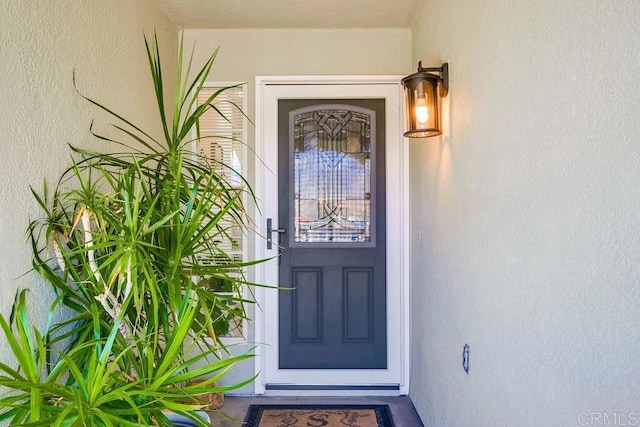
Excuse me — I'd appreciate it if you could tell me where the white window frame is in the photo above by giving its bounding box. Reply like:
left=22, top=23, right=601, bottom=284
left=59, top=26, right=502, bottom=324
left=192, top=82, right=249, bottom=345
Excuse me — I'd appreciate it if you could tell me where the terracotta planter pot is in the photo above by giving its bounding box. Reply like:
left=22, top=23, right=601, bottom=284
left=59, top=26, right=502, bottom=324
left=181, top=380, right=224, bottom=410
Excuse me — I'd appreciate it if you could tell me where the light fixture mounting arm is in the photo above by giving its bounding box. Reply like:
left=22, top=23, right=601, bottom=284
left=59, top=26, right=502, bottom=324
left=416, top=61, right=449, bottom=98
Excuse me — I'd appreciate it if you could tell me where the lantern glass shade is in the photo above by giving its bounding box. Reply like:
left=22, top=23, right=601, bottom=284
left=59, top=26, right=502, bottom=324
left=402, top=72, right=441, bottom=138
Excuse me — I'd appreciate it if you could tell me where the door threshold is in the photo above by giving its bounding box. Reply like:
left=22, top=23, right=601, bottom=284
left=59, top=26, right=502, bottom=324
left=264, top=384, right=401, bottom=397
left=264, top=390, right=403, bottom=397
left=267, top=384, right=399, bottom=391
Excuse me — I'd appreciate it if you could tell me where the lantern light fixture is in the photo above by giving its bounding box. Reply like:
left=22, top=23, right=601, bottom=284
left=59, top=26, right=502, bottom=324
left=402, top=61, right=449, bottom=138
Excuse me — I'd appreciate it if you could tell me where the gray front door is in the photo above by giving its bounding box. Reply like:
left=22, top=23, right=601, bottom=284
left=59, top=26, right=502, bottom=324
left=277, top=99, right=387, bottom=370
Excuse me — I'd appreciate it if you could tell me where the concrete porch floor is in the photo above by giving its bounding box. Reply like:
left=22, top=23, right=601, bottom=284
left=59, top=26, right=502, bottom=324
left=207, top=395, right=424, bottom=426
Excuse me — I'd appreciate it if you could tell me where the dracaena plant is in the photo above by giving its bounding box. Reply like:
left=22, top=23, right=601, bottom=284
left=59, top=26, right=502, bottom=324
left=0, top=34, right=259, bottom=426
left=0, top=290, right=253, bottom=426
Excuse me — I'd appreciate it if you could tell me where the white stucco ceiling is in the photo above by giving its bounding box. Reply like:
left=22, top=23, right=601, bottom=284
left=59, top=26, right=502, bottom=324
left=153, top=0, right=420, bottom=28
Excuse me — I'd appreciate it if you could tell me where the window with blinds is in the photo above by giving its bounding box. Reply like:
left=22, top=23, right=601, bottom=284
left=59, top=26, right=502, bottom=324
left=195, top=84, right=247, bottom=339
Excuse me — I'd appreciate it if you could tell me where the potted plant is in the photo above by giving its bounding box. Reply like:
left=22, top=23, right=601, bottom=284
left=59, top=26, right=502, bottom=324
left=0, top=34, right=258, bottom=426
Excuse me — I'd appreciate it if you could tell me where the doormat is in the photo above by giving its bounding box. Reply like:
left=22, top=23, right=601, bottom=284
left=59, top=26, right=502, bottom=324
left=243, top=404, right=395, bottom=427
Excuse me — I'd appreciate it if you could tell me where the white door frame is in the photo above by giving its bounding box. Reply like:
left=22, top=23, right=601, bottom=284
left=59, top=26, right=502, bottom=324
left=253, top=75, right=409, bottom=395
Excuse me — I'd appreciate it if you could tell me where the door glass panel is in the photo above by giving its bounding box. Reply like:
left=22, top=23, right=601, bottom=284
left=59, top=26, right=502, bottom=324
left=290, top=105, right=375, bottom=245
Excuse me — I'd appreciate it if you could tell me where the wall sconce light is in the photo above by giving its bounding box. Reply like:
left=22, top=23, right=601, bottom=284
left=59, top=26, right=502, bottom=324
left=402, top=61, right=449, bottom=138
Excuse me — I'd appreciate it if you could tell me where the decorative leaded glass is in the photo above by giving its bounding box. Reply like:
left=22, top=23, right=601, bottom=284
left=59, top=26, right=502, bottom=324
left=290, top=105, right=375, bottom=245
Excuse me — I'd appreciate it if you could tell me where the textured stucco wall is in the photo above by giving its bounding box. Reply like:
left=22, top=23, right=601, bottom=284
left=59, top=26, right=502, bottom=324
left=409, top=1, right=640, bottom=425
left=183, top=28, right=412, bottom=393
left=183, top=28, right=411, bottom=128
left=0, top=1, right=177, bottom=364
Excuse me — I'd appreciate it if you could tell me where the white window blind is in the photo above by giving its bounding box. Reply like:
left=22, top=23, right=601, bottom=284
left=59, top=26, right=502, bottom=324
left=195, top=84, right=247, bottom=339
left=197, top=85, right=245, bottom=188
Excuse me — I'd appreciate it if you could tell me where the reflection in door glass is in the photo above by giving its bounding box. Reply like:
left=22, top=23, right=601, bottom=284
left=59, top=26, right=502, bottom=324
left=292, top=106, right=373, bottom=244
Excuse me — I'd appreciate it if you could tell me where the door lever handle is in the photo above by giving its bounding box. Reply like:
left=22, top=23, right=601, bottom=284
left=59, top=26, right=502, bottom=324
left=266, top=218, right=286, bottom=249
